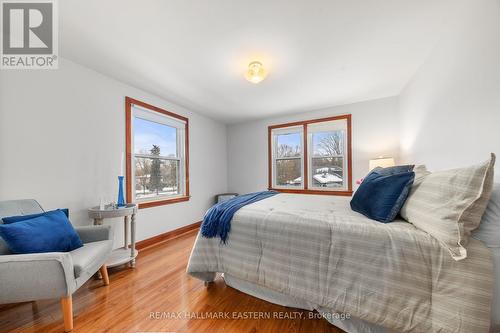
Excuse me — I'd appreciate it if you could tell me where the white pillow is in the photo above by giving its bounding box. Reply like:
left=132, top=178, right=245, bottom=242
left=413, top=164, right=430, bottom=183
left=401, top=154, right=495, bottom=260
left=472, top=183, right=500, bottom=247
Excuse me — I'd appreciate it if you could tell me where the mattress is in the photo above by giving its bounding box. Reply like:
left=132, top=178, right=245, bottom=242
left=188, top=193, right=494, bottom=333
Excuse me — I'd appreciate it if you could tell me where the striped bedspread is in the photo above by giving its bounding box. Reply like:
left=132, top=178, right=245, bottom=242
left=187, top=194, right=493, bottom=333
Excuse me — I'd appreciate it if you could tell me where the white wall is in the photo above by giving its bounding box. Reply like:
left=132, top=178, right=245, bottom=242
left=399, top=0, right=500, bottom=174
left=0, top=58, right=227, bottom=246
left=2, top=0, right=498, bottom=248
left=227, top=97, right=400, bottom=194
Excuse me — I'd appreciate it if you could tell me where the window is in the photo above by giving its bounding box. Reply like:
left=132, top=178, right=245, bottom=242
left=126, top=97, right=189, bottom=208
left=272, top=127, right=303, bottom=188
left=268, top=115, right=352, bottom=195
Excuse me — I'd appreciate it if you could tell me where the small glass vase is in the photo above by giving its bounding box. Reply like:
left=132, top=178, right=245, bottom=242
left=117, top=176, right=126, bottom=208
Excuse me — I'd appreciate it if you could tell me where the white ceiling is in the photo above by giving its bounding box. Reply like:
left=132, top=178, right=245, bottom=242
left=61, top=0, right=455, bottom=123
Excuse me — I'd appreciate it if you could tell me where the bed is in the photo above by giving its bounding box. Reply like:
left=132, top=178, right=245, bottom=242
left=187, top=193, right=498, bottom=333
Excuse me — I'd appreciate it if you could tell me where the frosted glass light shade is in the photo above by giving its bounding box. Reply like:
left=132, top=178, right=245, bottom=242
left=245, top=61, right=266, bottom=83
left=369, top=157, right=395, bottom=171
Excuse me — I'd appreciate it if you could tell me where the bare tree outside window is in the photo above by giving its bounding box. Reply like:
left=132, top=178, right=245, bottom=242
left=274, top=132, right=302, bottom=187
left=161, top=159, right=178, bottom=192
left=277, top=143, right=301, bottom=158
left=276, top=143, right=301, bottom=186
left=316, top=132, right=343, bottom=156
left=135, top=150, right=151, bottom=195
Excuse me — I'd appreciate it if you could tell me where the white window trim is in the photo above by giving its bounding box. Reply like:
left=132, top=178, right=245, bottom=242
left=271, top=126, right=304, bottom=190
left=307, top=129, right=348, bottom=191
left=131, top=105, right=186, bottom=203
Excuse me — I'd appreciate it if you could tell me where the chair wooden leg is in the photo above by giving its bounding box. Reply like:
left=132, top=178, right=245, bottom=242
left=100, top=264, right=110, bottom=286
left=60, top=295, right=73, bottom=332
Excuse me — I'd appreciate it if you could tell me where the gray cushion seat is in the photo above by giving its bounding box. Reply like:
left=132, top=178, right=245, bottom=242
left=71, top=240, right=113, bottom=278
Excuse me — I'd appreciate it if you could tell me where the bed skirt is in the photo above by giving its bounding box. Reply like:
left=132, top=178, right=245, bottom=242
left=223, top=273, right=391, bottom=333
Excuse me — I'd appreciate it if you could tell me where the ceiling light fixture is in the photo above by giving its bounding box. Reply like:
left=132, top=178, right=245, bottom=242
left=245, top=61, right=266, bottom=84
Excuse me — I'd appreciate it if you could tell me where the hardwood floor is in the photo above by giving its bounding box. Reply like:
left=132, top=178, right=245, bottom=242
left=0, top=230, right=344, bottom=333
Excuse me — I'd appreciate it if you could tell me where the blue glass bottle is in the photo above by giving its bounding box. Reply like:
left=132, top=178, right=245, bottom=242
left=117, top=176, right=126, bottom=207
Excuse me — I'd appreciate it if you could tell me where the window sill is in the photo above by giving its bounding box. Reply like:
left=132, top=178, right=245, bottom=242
left=269, top=188, right=353, bottom=196
left=137, top=196, right=190, bottom=209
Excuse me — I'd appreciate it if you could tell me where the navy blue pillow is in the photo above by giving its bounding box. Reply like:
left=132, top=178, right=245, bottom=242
left=0, top=210, right=83, bottom=254
left=350, top=170, right=415, bottom=223
left=2, top=208, right=69, bottom=224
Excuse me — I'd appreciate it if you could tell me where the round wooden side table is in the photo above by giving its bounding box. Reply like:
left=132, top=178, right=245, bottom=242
left=88, top=204, right=138, bottom=268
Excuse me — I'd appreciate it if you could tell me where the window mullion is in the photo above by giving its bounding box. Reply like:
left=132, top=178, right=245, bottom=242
left=303, top=124, right=308, bottom=190
left=274, top=156, right=301, bottom=161
left=134, top=154, right=180, bottom=161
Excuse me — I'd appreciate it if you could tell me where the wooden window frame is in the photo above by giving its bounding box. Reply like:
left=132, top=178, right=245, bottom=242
left=125, top=97, right=190, bottom=209
left=268, top=114, right=352, bottom=196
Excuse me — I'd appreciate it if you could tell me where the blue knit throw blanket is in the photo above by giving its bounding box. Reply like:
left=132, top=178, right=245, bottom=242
left=201, top=191, right=278, bottom=243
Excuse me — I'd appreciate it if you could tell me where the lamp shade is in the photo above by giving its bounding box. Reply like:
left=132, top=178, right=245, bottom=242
left=369, top=157, right=395, bottom=171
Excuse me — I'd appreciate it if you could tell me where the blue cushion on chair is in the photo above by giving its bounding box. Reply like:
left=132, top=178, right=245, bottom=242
left=0, top=210, right=82, bottom=253
left=350, top=169, right=415, bottom=223
left=2, top=208, right=69, bottom=224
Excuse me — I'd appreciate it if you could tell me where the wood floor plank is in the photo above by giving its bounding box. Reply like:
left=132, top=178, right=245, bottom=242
left=0, top=230, right=344, bottom=333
